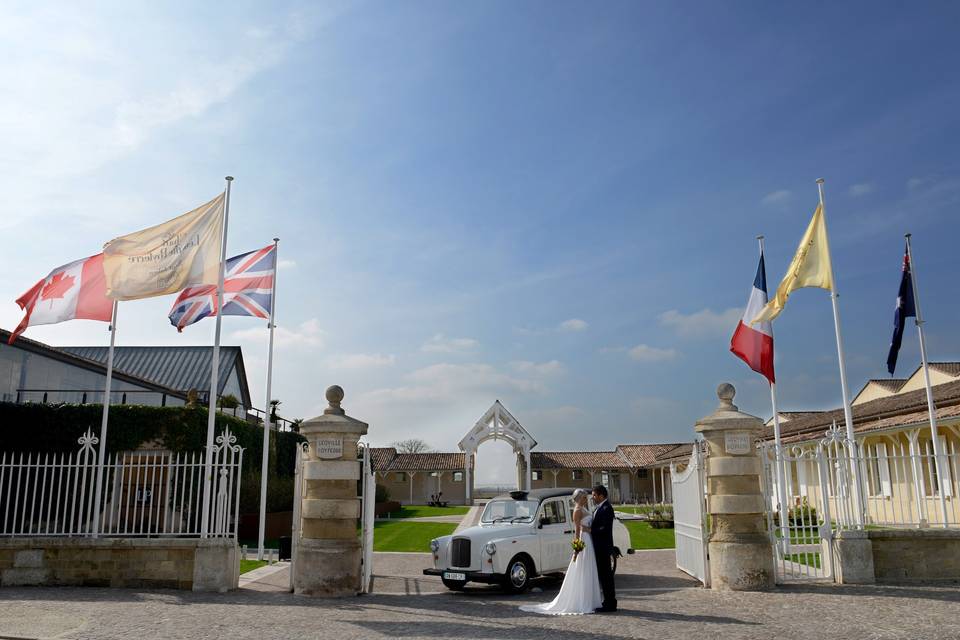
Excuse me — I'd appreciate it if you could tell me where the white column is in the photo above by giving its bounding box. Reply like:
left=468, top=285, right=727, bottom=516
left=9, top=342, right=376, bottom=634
left=551, top=469, right=559, bottom=488
left=409, top=471, right=416, bottom=505
left=652, top=468, right=659, bottom=504
left=524, top=449, right=532, bottom=490
left=907, top=431, right=928, bottom=524
left=464, top=450, right=472, bottom=505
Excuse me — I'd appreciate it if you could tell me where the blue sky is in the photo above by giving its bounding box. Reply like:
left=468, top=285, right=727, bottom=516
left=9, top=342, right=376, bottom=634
left=3, top=2, right=960, bottom=482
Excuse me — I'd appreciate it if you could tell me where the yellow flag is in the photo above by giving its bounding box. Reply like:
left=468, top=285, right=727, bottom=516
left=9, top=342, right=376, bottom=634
left=103, top=193, right=225, bottom=300
left=752, top=203, right=834, bottom=323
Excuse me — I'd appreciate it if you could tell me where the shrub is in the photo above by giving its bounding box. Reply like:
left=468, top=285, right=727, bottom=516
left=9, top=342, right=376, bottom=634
left=375, top=484, right=390, bottom=503
left=0, top=402, right=304, bottom=478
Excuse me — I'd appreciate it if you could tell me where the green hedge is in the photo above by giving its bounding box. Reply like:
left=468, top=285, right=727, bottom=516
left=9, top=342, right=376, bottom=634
left=0, top=402, right=305, bottom=485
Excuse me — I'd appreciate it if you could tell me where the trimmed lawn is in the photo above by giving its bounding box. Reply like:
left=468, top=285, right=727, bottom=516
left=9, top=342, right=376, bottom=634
left=614, top=505, right=658, bottom=515
left=385, top=505, right=470, bottom=519
left=373, top=521, right=457, bottom=552
left=623, top=521, right=675, bottom=550
left=238, top=538, right=280, bottom=550
left=240, top=559, right=268, bottom=574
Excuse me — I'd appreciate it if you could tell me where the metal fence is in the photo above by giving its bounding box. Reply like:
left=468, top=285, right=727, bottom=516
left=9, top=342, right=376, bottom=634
left=0, top=427, right=244, bottom=538
left=761, top=423, right=960, bottom=583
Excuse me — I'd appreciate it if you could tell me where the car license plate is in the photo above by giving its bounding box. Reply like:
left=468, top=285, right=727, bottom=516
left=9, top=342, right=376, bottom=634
left=443, top=572, right=466, bottom=581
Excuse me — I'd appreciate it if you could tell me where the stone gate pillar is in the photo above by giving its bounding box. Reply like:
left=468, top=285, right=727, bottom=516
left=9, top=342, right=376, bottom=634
left=293, top=385, right=368, bottom=597
left=696, top=383, right=774, bottom=591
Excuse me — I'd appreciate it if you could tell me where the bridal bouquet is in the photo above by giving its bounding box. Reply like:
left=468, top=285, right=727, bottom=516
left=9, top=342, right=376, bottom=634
left=571, top=538, right=585, bottom=561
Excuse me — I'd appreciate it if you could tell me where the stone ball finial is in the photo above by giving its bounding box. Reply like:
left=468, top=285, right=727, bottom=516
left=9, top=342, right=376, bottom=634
left=324, top=385, right=345, bottom=415
left=717, top=383, right=737, bottom=410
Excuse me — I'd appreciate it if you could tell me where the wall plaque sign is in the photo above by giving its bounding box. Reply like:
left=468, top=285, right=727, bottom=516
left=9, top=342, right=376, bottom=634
left=723, top=431, right=751, bottom=455
left=316, top=438, right=344, bottom=459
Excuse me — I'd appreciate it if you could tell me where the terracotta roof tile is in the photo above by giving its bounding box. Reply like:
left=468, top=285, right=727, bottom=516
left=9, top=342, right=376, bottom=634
left=387, top=452, right=469, bottom=472
left=864, top=378, right=907, bottom=393
left=530, top=451, right=631, bottom=470
left=369, top=447, right=396, bottom=472
left=774, top=377, right=960, bottom=444
left=615, top=443, right=688, bottom=467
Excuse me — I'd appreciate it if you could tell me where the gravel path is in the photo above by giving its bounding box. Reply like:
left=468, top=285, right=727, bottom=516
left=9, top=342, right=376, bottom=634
left=1, top=550, right=958, bottom=639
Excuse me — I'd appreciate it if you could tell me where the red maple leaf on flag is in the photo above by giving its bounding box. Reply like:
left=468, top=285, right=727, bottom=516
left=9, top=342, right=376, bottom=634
left=41, top=272, right=75, bottom=302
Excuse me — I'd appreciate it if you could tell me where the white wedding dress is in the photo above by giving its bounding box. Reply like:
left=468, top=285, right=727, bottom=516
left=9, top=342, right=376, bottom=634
left=519, top=513, right=603, bottom=615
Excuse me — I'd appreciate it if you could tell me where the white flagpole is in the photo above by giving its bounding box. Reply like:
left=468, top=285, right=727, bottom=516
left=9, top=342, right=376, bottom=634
left=817, top=178, right=865, bottom=527
left=257, top=237, right=280, bottom=560
left=758, top=235, right=790, bottom=542
left=201, top=176, right=233, bottom=538
left=905, top=233, right=950, bottom=527
left=90, top=300, right=118, bottom=537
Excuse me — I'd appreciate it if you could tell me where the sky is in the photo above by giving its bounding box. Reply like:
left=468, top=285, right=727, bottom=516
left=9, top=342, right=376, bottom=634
left=2, top=1, right=960, bottom=483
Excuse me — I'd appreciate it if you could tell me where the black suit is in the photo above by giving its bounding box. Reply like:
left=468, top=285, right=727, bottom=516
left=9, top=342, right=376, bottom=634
left=590, top=500, right=617, bottom=610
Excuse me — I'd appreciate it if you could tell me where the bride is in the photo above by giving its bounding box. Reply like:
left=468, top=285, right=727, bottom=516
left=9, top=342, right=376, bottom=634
left=519, top=488, right=602, bottom=615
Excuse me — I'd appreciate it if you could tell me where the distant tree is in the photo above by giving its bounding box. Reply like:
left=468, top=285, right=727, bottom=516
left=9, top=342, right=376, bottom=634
left=218, top=394, right=240, bottom=409
left=392, top=438, right=432, bottom=454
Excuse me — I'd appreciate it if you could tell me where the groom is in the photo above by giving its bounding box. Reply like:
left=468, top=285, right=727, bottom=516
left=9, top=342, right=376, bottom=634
left=590, top=485, right=617, bottom=613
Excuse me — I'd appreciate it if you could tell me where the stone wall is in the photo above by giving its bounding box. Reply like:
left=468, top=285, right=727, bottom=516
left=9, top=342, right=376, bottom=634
left=0, top=538, right=238, bottom=592
left=869, top=528, right=960, bottom=583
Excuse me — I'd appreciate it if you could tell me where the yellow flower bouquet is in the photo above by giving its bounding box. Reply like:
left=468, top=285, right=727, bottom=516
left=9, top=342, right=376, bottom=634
left=571, top=538, right=585, bottom=561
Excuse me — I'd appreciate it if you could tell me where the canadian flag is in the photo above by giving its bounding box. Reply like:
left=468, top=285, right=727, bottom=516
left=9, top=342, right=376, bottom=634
left=9, top=254, right=113, bottom=344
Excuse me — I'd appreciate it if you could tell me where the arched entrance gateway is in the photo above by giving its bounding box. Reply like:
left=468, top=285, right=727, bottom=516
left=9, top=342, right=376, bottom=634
left=459, top=400, right=537, bottom=504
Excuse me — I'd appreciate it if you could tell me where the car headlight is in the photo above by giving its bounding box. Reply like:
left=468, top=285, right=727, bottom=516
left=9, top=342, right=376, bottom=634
left=430, top=539, right=440, bottom=553
left=484, top=541, right=497, bottom=555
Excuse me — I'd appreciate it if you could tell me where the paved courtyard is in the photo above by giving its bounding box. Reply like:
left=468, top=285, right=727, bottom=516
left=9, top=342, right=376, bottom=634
left=1, top=550, right=958, bottom=640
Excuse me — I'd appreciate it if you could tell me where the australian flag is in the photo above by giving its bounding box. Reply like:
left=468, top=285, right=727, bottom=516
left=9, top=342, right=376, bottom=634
left=886, top=243, right=916, bottom=375
left=168, top=244, right=276, bottom=332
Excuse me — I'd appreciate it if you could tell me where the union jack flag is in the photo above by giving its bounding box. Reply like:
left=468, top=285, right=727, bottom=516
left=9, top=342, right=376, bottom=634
left=168, top=244, right=276, bottom=332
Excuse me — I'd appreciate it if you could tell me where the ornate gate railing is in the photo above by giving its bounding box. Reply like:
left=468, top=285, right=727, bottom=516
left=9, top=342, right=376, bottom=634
left=760, top=440, right=834, bottom=583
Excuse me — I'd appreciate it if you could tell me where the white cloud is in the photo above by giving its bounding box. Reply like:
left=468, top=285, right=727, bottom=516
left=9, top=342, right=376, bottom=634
left=360, top=362, right=548, bottom=406
left=0, top=6, right=311, bottom=231
left=232, top=318, right=324, bottom=349
left=847, top=183, right=874, bottom=197
left=421, top=333, right=479, bottom=354
left=278, top=259, right=297, bottom=270
left=659, top=308, right=742, bottom=338
left=510, top=360, right=566, bottom=376
left=761, top=190, right=792, bottom=206
left=628, top=344, right=678, bottom=362
left=558, top=318, right=588, bottom=332
left=327, top=353, right=396, bottom=370
left=907, top=176, right=930, bottom=190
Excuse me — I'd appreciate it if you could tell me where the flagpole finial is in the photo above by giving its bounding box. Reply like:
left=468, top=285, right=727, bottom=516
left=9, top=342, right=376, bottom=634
left=273, top=237, right=280, bottom=243
left=756, top=234, right=764, bottom=240
left=815, top=178, right=825, bottom=184
left=905, top=233, right=912, bottom=239
left=225, top=176, right=234, bottom=182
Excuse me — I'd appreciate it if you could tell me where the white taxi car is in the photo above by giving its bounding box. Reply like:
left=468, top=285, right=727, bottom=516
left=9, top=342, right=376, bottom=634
left=423, top=488, right=634, bottom=593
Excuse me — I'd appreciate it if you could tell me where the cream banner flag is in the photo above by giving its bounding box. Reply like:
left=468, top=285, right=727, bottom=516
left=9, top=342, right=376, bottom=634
left=103, top=193, right=225, bottom=300
left=752, top=203, right=834, bottom=324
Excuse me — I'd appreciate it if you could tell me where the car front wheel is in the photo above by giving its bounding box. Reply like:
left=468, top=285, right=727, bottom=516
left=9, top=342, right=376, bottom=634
left=502, top=556, right=533, bottom=594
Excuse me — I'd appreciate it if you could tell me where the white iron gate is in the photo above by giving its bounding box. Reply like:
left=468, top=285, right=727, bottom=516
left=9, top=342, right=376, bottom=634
left=760, top=443, right=834, bottom=583
left=289, top=441, right=308, bottom=591
left=359, top=442, right=375, bottom=593
left=671, top=444, right=710, bottom=586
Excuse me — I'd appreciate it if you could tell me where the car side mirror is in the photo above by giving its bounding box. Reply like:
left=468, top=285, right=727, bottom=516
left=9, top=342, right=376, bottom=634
left=539, top=516, right=550, bottom=528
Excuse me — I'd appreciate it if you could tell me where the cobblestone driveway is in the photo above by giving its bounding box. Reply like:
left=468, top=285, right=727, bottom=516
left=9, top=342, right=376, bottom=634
left=1, top=550, right=958, bottom=640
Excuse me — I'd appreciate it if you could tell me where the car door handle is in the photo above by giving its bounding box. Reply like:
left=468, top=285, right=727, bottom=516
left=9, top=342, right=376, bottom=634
left=563, top=530, right=573, bottom=534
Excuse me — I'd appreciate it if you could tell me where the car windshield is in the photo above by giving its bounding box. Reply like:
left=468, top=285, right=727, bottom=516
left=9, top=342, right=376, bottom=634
left=480, top=499, right=538, bottom=523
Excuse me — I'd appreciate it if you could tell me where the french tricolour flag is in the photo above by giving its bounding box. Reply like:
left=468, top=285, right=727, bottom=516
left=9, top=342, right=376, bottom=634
left=730, top=252, right=775, bottom=384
